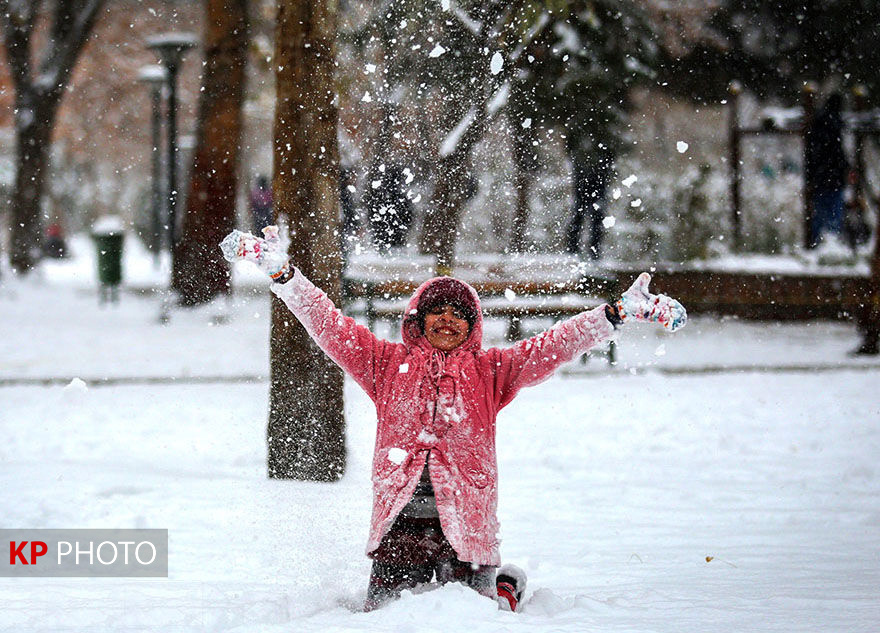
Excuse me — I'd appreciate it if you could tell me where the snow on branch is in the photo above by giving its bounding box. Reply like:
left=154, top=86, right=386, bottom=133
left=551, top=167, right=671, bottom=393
left=440, top=107, right=476, bottom=158
left=487, top=82, right=509, bottom=116
left=552, top=21, right=581, bottom=55
left=509, top=11, right=549, bottom=63
left=447, top=1, right=482, bottom=36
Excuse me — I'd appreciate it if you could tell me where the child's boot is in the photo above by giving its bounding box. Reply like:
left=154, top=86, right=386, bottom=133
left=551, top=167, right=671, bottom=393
left=496, top=564, right=527, bottom=612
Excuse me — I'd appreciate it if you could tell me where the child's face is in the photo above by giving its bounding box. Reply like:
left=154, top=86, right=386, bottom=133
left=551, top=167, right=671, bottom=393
left=423, top=303, right=470, bottom=351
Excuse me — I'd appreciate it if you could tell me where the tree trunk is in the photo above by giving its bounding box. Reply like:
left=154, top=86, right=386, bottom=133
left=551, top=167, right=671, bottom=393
left=172, top=0, right=248, bottom=305
left=2, top=0, right=105, bottom=273
left=416, top=7, right=514, bottom=273
left=268, top=0, right=345, bottom=481
left=418, top=106, right=489, bottom=275
left=509, top=116, right=535, bottom=253
left=9, top=101, right=55, bottom=272
left=418, top=152, right=468, bottom=275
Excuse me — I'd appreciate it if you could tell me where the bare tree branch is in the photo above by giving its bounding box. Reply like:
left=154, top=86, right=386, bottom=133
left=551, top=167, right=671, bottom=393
left=37, top=0, right=104, bottom=99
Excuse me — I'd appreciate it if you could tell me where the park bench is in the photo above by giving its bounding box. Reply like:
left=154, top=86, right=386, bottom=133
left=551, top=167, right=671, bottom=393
left=341, top=273, right=620, bottom=364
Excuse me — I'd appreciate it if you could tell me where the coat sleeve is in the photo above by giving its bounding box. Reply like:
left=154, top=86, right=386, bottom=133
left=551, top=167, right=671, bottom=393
left=487, top=305, right=615, bottom=410
left=270, top=269, right=398, bottom=400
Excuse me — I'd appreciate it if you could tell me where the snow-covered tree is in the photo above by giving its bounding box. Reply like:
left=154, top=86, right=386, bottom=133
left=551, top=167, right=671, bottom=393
left=172, top=0, right=249, bottom=306
left=509, top=1, right=658, bottom=253
left=0, top=0, right=105, bottom=272
left=339, top=0, right=660, bottom=266
left=341, top=0, right=518, bottom=270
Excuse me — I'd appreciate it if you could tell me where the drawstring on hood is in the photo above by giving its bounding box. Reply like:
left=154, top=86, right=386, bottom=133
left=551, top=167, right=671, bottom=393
left=428, top=348, right=446, bottom=381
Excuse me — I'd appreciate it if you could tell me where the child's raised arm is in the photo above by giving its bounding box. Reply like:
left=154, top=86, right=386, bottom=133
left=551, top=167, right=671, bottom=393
left=221, top=227, right=399, bottom=399
left=488, top=273, right=686, bottom=409
left=487, top=305, right=614, bottom=409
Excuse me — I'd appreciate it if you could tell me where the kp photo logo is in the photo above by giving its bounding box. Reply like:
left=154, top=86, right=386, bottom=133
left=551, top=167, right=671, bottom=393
left=3, top=529, right=168, bottom=577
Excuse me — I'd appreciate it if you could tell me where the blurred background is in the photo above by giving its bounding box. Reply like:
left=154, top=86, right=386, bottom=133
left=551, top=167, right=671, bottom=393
left=1, top=0, right=878, bottom=273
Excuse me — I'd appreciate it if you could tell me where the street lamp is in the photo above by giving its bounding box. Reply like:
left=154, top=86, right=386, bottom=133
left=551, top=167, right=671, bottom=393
left=137, top=64, right=167, bottom=267
left=145, top=32, right=198, bottom=252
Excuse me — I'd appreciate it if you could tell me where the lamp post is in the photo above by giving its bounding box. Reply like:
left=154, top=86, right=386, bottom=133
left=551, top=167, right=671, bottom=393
left=145, top=32, right=197, bottom=254
left=138, top=64, right=167, bottom=267
left=727, top=80, right=742, bottom=252
left=801, top=81, right=818, bottom=250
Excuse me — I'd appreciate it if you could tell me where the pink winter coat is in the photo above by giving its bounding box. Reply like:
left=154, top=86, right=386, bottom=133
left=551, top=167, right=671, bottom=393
left=271, top=272, right=615, bottom=566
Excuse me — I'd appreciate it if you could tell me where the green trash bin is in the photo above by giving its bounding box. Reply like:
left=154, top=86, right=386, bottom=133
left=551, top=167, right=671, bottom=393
left=92, top=225, right=125, bottom=304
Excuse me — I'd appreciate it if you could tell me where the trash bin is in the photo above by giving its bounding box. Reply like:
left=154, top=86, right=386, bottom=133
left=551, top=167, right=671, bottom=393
left=91, top=216, right=125, bottom=304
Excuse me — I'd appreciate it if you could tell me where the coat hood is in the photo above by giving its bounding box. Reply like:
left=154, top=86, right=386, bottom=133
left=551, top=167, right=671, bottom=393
left=401, top=277, right=483, bottom=352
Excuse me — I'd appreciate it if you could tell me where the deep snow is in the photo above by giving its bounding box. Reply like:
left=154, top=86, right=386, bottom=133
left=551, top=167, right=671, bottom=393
left=1, top=248, right=879, bottom=632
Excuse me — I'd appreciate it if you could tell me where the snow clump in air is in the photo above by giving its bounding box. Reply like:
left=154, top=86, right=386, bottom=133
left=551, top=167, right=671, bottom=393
left=490, top=52, right=504, bottom=75
left=399, top=363, right=409, bottom=374
left=622, top=175, right=637, bottom=188
left=602, top=216, right=616, bottom=229
left=676, top=141, right=689, bottom=153
left=387, top=448, right=407, bottom=465
left=429, top=44, right=446, bottom=58
left=504, top=288, right=517, bottom=301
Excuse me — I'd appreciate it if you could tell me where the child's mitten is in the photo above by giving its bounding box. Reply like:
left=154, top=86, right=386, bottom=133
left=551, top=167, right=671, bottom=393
left=611, top=272, right=687, bottom=331
left=219, top=225, right=293, bottom=282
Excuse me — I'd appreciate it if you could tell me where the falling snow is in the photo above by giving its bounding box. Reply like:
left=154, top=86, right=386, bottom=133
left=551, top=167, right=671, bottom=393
left=2, top=3, right=878, bottom=630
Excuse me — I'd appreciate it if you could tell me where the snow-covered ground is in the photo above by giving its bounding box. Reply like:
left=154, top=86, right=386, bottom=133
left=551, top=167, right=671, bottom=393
left=1, top=248, right=879, bottom=632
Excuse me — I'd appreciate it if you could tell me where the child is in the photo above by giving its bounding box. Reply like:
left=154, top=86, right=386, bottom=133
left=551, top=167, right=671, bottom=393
left=221, top=226, right=686, bottom=611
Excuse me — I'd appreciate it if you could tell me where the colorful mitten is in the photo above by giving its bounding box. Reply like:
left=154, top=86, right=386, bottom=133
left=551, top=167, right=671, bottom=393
left=613, top=272, right=687, bottom=332
left=219, top=225, right=293, bottom=282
